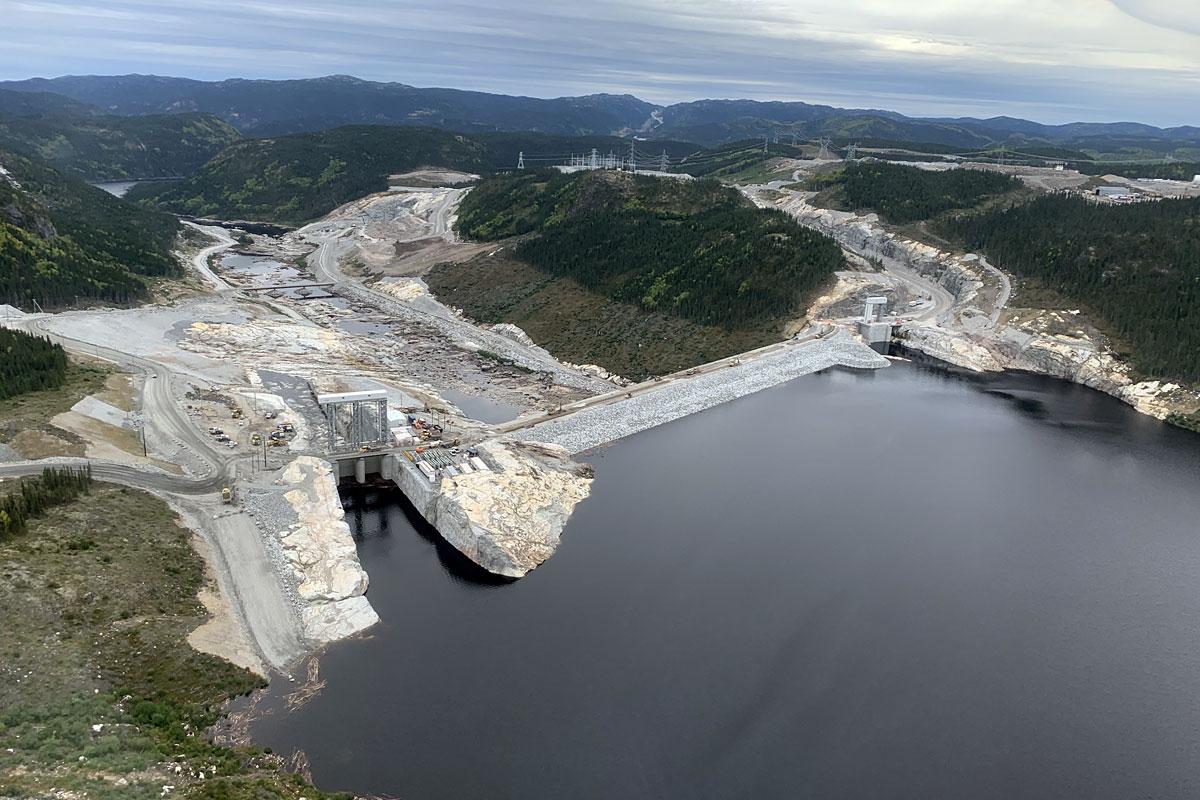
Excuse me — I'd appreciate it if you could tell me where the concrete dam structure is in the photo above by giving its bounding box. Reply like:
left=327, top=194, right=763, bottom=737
left=329, top=330, right=889, bottom=578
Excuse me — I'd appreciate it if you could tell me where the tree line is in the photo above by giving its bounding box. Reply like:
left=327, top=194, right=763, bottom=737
left=941, top=193, right=1200, bottom=382
left=0, top=465, right=93, bottom=539
left=0, top=327, right=67, bottom=400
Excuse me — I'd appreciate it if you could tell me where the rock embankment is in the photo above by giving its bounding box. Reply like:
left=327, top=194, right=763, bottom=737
left=392, top=439, right=593, bottom=578
left=901, top=313, right=1200, bottom=420
left=518, top=330, right=889, bottom=454
left=276, top=456, right=379, bottom=643
left=764, top=192, right=1200, bottom=424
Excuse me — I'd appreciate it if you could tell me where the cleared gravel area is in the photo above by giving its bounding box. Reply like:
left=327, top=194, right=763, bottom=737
left=517, top=331, right=889, bottom=454
left=242, top=482, right=307, bottom=619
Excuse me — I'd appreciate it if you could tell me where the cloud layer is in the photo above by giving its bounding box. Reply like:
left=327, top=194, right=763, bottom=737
left=5, top=0, right=1198, bottom=125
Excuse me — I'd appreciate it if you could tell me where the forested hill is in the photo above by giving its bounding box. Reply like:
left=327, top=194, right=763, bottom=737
left=812, top=161, right=1024, bottom=224
left=942, top=194, right=1200, bottom=383
left=0, top=89, right=239, bottom=180
left=0, top=149, right=180, bottom=309
left=457, top=169, right=844, bottom=329
left=0, top=111, right=239, bottom=180
left=127, top=126, right=697, bottom=224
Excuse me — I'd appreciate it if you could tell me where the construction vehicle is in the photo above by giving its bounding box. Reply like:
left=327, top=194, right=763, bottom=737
left=251, top=433, right=263, bottom=446
left=222, top=486, right=232, bottom=504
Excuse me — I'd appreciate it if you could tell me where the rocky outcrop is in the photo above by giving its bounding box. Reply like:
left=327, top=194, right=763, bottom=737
left=771, top=196, right=990, bottom=324
left=488, top=323, right=629, bottom=386
left=391, top=439, right=593, bottom=578
left=900, top=315, right=1200, bottom=421
left=276, top=456, right=379, bottom=643
left=487, top=322, right=537, bottom=348
left=762, top=191, right=1200, bottom=425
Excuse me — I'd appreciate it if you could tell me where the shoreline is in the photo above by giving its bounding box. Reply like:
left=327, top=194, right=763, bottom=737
left=754, top=190, right=1200, bottom=429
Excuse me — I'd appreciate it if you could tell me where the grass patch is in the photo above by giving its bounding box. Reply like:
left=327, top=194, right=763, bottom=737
left=0, top=359, right=113, bottom=454
left=0, top=482, right=346, bottom=799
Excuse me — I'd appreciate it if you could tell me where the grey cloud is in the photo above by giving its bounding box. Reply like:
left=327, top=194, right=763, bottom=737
left=2, top=0, right=1197, bottom=126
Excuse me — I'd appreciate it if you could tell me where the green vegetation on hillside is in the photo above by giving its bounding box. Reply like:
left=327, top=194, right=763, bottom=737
left=0, top=329, right=67, bottom=401
left=0, top=481, right=347, bottom=799
left=0, top=112, right=239, bottom=180
left=818, top=161, right=1023, bottom=223
left=127, top=126, right=698, bottom=224
left=941, top=194, right=1200, bottom=382
left=0, top=149, right=180, bottom=309
left=428, top=253, right=785, bottom=379
left=130, top=125, right=489, bottom=223
left=458, top=169, right=843, bottom=330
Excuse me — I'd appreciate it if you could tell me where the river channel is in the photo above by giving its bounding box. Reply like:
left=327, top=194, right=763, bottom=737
left=248, top=360, right=1200, bottom=799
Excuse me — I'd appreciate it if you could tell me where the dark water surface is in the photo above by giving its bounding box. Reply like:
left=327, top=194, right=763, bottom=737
left=440, top=387, right=523, bottom=424
left=249, top=362, right=1200, bottom=799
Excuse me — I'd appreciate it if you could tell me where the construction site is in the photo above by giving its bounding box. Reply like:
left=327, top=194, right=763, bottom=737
left=0, top=165, right=894, bottom=676
left=3, top=152, right=1195, bottom=680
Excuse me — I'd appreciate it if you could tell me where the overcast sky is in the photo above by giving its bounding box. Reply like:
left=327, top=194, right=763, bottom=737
left=4, top=0, right=1198, bottom=126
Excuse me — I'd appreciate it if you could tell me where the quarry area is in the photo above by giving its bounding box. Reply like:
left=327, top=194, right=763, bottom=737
left=4, top=159, right=1194, bottom=681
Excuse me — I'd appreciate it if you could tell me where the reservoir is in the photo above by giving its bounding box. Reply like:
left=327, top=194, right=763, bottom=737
left=248, top=361, right=1200, bottom=799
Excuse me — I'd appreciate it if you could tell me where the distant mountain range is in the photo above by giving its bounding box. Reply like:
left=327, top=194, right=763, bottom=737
left=3, top=74, right=1198, bottom=154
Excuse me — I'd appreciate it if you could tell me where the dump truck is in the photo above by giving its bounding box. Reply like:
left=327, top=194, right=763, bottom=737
left=222, top=486, right=232, bottom=504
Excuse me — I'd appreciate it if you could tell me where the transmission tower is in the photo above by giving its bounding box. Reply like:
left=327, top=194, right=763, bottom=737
left=590, top=148, right=599, bottom=169
left=517, top=151, right=524, bottom=170
left=791, top=133, right=798, bottom=146
left=773, top=131, right=779, bottom=144
left=845, top=143, right=858, bottom=161
left=817, top=137, right=833, bottom=160
left=763, top=135, right=769, bottom=154
left=660, top=149, right=668, bottom=172
left=629, top=140, right=636, bottom=172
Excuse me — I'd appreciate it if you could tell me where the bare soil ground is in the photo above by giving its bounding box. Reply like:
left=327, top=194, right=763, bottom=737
left=389, top=168, right=479, bottom=187
left=0, top=359, right=112, bottom=459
